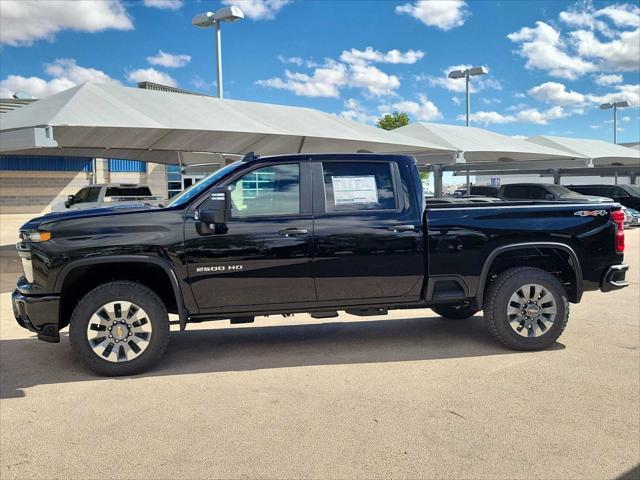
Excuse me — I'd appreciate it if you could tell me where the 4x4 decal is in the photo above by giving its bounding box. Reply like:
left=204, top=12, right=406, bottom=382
left=574, top=210, right=608, bottom=217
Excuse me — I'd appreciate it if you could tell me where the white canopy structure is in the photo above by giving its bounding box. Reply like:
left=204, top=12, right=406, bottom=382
left=0, top=82, right=454, bottom=165
left=395, top=123, right=586, bottom=163
left=527, top=135, right=640, bottom=166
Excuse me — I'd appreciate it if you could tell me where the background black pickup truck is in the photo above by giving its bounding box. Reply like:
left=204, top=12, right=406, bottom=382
left=13, top=154, right=629, bottom=375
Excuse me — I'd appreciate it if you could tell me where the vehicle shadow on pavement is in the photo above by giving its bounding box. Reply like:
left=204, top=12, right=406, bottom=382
left=0, top=315, right=565, bottom=399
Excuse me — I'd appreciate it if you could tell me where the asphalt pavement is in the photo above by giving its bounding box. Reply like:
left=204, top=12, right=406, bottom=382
left=1, top=231, right=639, bottom=479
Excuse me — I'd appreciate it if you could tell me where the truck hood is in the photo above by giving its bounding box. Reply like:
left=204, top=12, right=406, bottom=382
left=20, top=203, right=157, bottom=231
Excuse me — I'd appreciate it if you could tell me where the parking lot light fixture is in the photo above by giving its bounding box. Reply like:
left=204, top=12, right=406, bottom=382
left=600, top=100, right=630, bottom=144
left=192, top=6, right=244, bottom=99
left=448, top=66, right=487, bottom=127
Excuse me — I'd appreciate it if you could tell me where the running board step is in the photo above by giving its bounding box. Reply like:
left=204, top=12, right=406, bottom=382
left=345, top=308, right=388, bottom=317
left=230, top=316, right=254, bottom=324
left=311, top=311, right=339, bottom=319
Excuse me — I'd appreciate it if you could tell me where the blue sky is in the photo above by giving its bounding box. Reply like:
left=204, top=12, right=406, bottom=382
left=1, top=0, right=638, bottom=143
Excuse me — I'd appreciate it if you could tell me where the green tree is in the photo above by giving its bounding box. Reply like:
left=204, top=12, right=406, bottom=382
left=376, top=111, right=410, bottom=131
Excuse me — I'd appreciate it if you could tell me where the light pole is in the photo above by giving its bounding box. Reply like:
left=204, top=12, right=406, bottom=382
left=448, top=66, right=487, bottom=127
left=448, top=66, right=487, bottom=196
left=600, top=100, right=630, bottom=144
left=192, top=6, right=244, bottom=98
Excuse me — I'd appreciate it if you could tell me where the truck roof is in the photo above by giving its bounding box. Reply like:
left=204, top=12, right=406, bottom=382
left=240, top=152, right=415, bottom=164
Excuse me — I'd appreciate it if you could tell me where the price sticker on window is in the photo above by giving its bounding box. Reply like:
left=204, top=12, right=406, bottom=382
left=331, top=175, right=378, bottom=205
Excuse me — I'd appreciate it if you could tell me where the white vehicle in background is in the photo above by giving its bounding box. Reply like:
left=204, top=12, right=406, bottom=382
left=53, top=184, right=163, bottom=212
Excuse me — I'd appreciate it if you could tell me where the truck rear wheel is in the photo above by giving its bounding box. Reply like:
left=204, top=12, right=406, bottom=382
left=431, top=303, right=478, bottom=320
left=69, top=281, right=170, bottom=376
left=484, top=267, right=569, bottom=350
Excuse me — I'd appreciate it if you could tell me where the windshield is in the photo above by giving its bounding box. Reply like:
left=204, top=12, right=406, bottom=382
left=165, top=162, right=244, bottom=207
left=623, top=185, right=640, bottom=195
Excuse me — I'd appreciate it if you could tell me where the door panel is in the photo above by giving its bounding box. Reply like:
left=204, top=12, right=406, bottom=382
left=184, top=162, right=316, bottom=311
left=312, top=160, right=424, bottom=302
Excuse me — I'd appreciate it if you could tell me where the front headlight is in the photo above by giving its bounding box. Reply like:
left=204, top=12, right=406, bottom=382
left=20, top=230, right=52, bottom=242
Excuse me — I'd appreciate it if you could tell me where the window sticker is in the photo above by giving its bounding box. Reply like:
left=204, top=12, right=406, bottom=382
left=331, top=175, right=378, bottom=205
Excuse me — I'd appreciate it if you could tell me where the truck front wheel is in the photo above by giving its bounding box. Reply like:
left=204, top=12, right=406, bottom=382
left=484, top=267, right=569, bottom=350
left=69, top=281, right=170, bottom=376
left=431, top=303, right=478, bottom=320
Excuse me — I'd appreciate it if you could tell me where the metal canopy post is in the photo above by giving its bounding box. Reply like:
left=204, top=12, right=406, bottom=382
left=432, top=164, right=443, bottom=197
left=552, top=169, right=561, bottom=185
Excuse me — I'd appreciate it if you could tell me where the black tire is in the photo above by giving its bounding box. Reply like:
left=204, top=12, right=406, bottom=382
left=69, top=281, right=170, bottom=376
left=431, top=303, right=479, bottom=320
left=484, top=267, right=569, bottom=351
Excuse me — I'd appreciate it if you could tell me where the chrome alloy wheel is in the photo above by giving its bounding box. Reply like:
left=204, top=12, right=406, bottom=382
left=507, top=283, right=557, bottom=338
left=86, top=301, right=153, bottom=363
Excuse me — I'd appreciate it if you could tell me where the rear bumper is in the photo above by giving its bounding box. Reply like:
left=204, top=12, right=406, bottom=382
left=600, top=264, right=629, bottom=292
left=12, top=289, right=61, bottom=342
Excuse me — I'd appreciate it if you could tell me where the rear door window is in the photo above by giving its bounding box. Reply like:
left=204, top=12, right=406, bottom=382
left=322, top=162, right=397, bottom=212
left=105, top=186, right=152, bottom=197
left=502, top=185, right=530, bottom=199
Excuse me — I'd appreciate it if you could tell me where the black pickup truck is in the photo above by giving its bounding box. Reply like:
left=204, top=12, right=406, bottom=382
left=13, top=154, right=629, bottom=375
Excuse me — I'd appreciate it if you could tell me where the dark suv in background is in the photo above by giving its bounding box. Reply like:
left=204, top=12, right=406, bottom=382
left=453, top=186, right=500, bottom=197
left=567, top=185, right=640, bottom=209
left=499, top=183, right=612, bottom=203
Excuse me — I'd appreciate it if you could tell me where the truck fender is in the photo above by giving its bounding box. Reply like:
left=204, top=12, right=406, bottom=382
left=55, top=255, right=189, bottom=329
left=475, top=242, right=583, bottom=307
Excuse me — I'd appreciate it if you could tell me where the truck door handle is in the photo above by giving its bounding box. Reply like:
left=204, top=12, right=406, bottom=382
left=278, top=228, right=308, bottom=237
left=387, top=224, right=417, bottom=232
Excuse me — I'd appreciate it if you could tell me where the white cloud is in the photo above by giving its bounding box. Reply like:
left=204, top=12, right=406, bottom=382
left=380, top=94, right=442, bottom=121
left=257, top=54, right=405, bottom=98
left=463, top=106, right=568, bottom=126
left=126, top=68, right=177, bottom=87
left=395, top=0, right=469, bottom=31
left=221, top=0, right=292, bottom=20
left=622, top=116, right=631, bottom=122
left=277, top=55, right=304, bottom=66
left=593, top=73, right=624, bottom=86
left=587, top=83, right=640, bottom=106
left=509, top=3, right=640, bottom=79
left=570, top=28, right=640, bottom=71
left=190, top=75, right=216, bottom=92
left=340, top=47, right=424, bottom=65
left=143, top=0, right=183, bottom=9
left=340, top=98, right=378, bottom=124
left=507, top=22, right=598, bottom=79
left=590, top=124, right=602, bottom=129
left=147, top=50, right=191, bottom=68
left=349, top=64, right=400, bottom=96
left=257, top=62, right=347, bottom=98
left=452, top=96, right=461, bottom=106
left=528, top=82, right=585, bottom=105
left=0, top=58, right=120, bottom=98
left=419, top=64, right=501, bottom=93
left=0, top=0, right=132, bottom=46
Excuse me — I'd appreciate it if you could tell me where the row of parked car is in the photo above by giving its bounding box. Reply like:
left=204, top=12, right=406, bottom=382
left=430, top=183, right=640, bottom=227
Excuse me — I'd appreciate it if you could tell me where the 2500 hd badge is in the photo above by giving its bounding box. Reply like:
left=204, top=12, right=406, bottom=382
left=196, top=265, right=244, bottom=273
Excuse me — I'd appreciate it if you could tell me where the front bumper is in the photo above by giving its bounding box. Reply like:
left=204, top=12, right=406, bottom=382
left=12, top=289, right=61, bottom=342
left=600, top=264, right=629, bottom=292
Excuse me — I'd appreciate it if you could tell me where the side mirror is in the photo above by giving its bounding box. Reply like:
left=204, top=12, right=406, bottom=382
left=64, top=195, right=75, bottom=208
left=544, top=193, right=554, bottom=201
left=199, top=187, right=230, bottom=225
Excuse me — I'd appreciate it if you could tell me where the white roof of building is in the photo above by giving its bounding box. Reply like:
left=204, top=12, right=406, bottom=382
left=395, top=122, right=585, bottom=163
left=527, top=135, right=640, bottom=166
left=0, top=82, right=454, bottom=165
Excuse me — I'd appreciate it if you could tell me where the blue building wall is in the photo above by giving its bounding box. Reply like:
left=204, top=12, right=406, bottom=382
left=0, top=155, right=92, bottom=172
left=108, top=158, right=147, bottom=173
